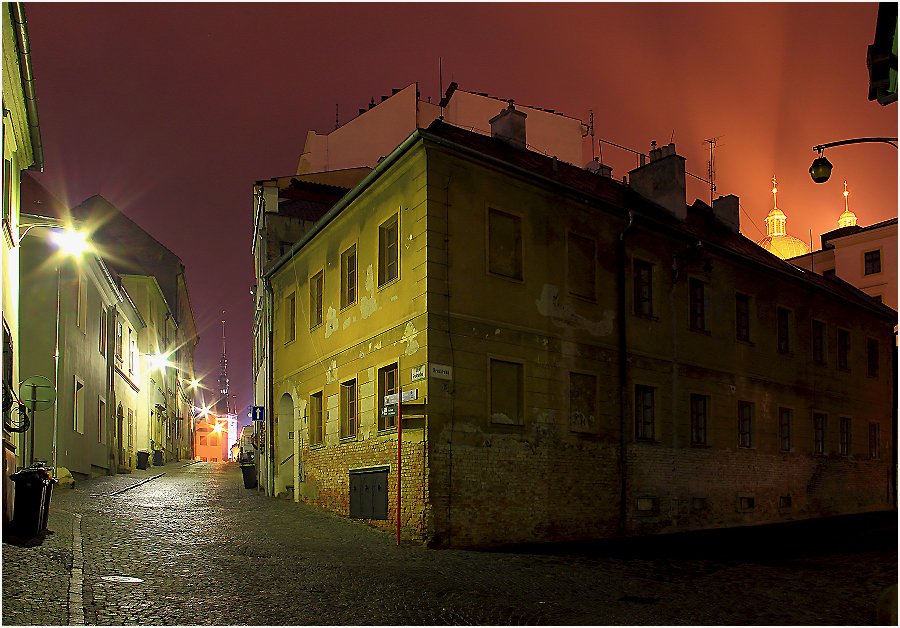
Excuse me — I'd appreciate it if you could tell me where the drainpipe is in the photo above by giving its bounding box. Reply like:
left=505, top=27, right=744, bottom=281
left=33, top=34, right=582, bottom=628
left=616, top=211, right=634, bottom=536
left=265, top=276, right=274, bottom=497
left=10, top=3, right=43, bottom=172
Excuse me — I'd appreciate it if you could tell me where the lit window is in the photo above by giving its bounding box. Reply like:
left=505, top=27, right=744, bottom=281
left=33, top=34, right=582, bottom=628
left=341, top=245, right=357, bottom=309
left=735, top=293, right=751, bottom=342
left=635, top=385, right=655, bottom=440
left=488, top=208, right=522, bottom=280
left=310, top=271, right=323, bottom=328
left=379, top=215, right=399, bottom=286
left=690, top=394, right=709, bottom=446
left=567, top=233, right=596, bottom=299
left=689, top=278, right=706, bottom=331
left=864, top=250, right=881, bottom=275
left=634, top=260, right=654, bottom=317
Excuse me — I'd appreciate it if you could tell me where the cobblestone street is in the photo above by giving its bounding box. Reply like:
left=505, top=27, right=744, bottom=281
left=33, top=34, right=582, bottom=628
left=3, top=460, right=896, bottom=625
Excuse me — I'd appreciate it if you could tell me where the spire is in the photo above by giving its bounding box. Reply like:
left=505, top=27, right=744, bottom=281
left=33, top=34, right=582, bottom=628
left=838, top=180, right=858, bottom=228
left=764, top=175, right=787, bottom=236
left=772, top=175, right=779, bottom=211
left=216, top=311, right=230, bottom=416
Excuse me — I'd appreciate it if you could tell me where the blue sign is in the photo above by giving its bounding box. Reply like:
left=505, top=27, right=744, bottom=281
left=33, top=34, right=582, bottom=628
left=251, top=406, right=265, bottom=422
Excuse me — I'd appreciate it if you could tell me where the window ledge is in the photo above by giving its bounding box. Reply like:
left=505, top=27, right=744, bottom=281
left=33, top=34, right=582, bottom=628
left=486, top=271, right=525, bottom=284
left=377, top=278, right=400, bottom=291
left=633, top=313, right=659, bottom=321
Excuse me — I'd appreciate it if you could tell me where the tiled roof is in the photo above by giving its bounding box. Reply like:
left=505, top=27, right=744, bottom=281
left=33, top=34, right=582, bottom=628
left=276, top=179, right=349, bottom=222
left=419, top=120, right=896, bottom=319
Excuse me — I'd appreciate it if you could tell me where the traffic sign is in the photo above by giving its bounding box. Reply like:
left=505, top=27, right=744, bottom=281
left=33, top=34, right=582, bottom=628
left=251, top=406, right=265, bottom=422
left=19, top=375, right=55, bottom=411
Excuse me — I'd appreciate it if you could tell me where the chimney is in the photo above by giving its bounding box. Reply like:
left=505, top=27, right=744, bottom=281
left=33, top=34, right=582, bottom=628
left=490, top=101, right=527, bottom=149
left=585, top=158, right=613, bottom=178
left=263, top=182, right=279, bottom=213
left=712, top=194, right=740, bottom=233
left=628, top=142, right=687, bottom=220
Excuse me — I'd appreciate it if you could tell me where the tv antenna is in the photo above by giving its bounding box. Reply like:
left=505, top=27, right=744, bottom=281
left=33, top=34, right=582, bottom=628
left=704, top=136, right=724, bottom=206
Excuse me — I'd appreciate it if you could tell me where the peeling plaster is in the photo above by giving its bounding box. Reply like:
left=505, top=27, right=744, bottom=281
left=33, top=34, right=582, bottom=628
left=535, top=284, right=614, bottom=336
left=367, top=367, right=375, bottom=382
left=325, top=359, right=338, bottom=384
left=391, top=295, right=398, bottom=301
left=324, top=306, right=338, bottom=338
left=360, top=265, right=380, bottom=319
left=401, top=321, right=420, bottom=356
left=342, top=315, right=356, bottom=330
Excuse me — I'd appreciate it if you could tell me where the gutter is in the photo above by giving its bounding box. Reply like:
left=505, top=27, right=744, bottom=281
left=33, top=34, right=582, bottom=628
left=616, top=211, right=634, bottom=536
left=10, top=3, right=43, bottom=172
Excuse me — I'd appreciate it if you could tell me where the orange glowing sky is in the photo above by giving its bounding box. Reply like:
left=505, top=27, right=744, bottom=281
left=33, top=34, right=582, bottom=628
left=24, top=3, right=898, bottom=422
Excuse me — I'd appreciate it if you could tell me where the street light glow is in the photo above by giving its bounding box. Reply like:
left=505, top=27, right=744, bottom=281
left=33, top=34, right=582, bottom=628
left=54, top=228, right=90, bottom=257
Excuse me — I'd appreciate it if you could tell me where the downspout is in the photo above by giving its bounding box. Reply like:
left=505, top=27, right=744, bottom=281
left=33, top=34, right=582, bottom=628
left=265, top=276, right=274, bottom=497
left=616, top=211, right=634, bottom=536
left=10, top=3, right=43, bottom=172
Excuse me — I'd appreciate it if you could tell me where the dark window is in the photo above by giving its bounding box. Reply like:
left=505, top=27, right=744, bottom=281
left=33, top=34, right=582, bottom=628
left=115, top=320, right=123, bottom=360
left=379, top=215, right=399, bottom=286
left=840, top=416, right=851, bottom=456
left=568, top=372, right=597, bottom=433
left=869, top=423, right=881, bottom=459
left=864, top=249, right=881, bottom=275
left=567, top=233, right=596, bottom=299
left=634, top=260, right=654, bottom=316
left=488, top=208, right=523, bottom=279
left=285, top=292, right=296, bottom=342
left=689, top=278, right=706, bottom=331
left=310, top=271, right=323, bottom=328
left=838, top=329, right=851, bottom=370
left=635, top=385, right=655, bottom=440
left=99, top=308, right=107, bottom=356
left=867, top=338, right=879, bottom=377
left=813, top=412, right=826, bottom=454
left=735, top=293, right=751, bottom=342
left=740, top=496, right=755, bottom=509
left=779, top=495, right=792, bottom=508
left=778, top=407, right=793, bottom=451
left=341, top=379, right=357, bottom=439
left=310, top=391, right=324, bottom=445
left=738, top=401, right=754, bottom=448
left=378, top=363, right=398, bottom=431
left=690, top=394, right=709, bottom=446
left=812, top=320, right=826, bottom=364
left=777, top=307, right=792, bottom=353
left=341, top=245, right=357, bottom=309
left=635, top=497, right=659, bottom=514
left=490, top=359, right=524, bottom=425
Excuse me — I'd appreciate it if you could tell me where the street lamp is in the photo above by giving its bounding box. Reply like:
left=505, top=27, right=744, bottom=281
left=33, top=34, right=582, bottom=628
left=809, top=137, right=898, bottom=183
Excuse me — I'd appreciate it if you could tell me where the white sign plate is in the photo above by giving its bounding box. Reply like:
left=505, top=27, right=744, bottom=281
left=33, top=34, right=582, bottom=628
left=384, top=389, right=418, bottom=405
left=411, top=364, right=427, bottom=382
left=429, top=363, right=453, bottom=380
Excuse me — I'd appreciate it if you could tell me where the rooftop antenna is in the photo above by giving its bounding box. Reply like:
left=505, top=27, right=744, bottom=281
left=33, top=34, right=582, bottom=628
left=335, top=103, right=339, bottom=130
left=439, top=56, right=443, bottom=120
left=704, top=136, right=722, bottom=206
left=589, top=110, right=596, bottom=161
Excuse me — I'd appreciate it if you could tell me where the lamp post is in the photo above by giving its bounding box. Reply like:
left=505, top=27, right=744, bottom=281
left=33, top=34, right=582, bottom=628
left=51, top=228, right=89, bottom=478
left=809, top=137, right=898, bottom=183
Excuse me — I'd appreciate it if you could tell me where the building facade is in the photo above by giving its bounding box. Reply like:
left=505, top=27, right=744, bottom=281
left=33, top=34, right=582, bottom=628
left=256, top=106, right=895, bottom=548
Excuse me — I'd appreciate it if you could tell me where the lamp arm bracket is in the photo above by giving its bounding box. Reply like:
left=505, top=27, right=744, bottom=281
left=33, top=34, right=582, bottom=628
left=813, top=137, right=899, bottom=152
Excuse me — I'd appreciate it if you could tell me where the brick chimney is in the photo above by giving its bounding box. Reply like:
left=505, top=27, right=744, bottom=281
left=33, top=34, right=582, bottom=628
left=628, top=142, right=686, bottom=220
left=712, top=194, right=740, bottom=233
left=490, top=101, right=527, bottom=150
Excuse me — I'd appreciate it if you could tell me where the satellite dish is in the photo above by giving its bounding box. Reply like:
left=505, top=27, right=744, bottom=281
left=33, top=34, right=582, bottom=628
left=19, top=375, right=56, bottom=412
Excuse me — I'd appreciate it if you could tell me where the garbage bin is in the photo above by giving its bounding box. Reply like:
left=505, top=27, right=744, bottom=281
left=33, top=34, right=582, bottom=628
left=136, top=450, right=150, bottom=470
left=152, top=450, right=163, bottom=467
left=240, top=464, right=257, bottom=489
left=9, top=464, right=54, bottom=539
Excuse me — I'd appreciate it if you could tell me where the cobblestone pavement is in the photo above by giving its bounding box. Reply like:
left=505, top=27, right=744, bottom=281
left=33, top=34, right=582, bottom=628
left=3, top=461, right=897, bottom=625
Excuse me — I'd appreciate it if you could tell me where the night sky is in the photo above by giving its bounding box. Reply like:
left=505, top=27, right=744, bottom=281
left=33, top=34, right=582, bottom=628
left=23, top=3, right=898, bottom=427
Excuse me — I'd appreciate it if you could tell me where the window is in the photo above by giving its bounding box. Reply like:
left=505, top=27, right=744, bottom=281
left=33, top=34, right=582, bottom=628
left=115, top=319, right=123, bottom=361
left=735, top=293, right=751, bottom=342
left=487, top=208, right=522, bottom=280
left=864, top=249, right=881, bottom=275
left=200, top=434, right=208, bottom=446
left=310, top=391, right=324, bottom=445
left=127, top=408, right=133, bottom=448
left=635, top=497, right=659, bottom=514
left=812, top=320, right=826, bottom=364
left=99, top=308, right=107, bottom=355
left=776, top=307, right=792, bottom=353
left=688, top=278, right=706, bottom=331
left=813, top=412, right=826, bottom=455
left=98, top=398, right=106, bottom=443
left=568, top=372, right=597, bottom=433
left=738, top=401, right=754, bottom=448
left=74, top=377, right=85, bottom=434
left=379, top=214, right=399, bottom=286
left=778, top=407, right=793, bottom=451
left=128, top=329, right=134, bottom=374
left=76, top=274, right=87, bottom=330
left=690, top=394, right=709, bottom=446
left=692, top=497, right=708, bottom=511
left=341, top=245, right=357, bottom=309
left=840, top=417, right=851, bottom=456
left=378, top=363, right=398, bottom=431
left=633, top=260, right=654, bottom=317
left=310, top=272, right=323, bottom=328
left=567, top=233, right=595, bottom=299
left=490, top=358, right=524, bottom=425
left=779, top=495, right=793, bottom=508
left=867, top=338, right=879, bottom=377
left=634, top=385, right=655, bottom=440
left=739, top=496, right=755, bottom=510
left=210, top=434, right=219, bottom=447
left=838, top=329, right=851, bottom=370
left=868, top=423, right=880, bottom=459
left=285, top=292, right=296, bottom=342
left=341, top=379, right=357, bottom=438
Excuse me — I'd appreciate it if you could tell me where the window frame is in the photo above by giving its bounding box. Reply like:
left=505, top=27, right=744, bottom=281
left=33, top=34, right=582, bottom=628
left=737, top=400, right=754, bottom=449
left=866, top=337, right=879, bottom=378
left=735, top=292, right=752, bottom=343
left=486, top=206, right=524, bottom=282
left=285, top=291, right=296, bottom=343
left=340, top=244, right=358, bottom=310
left=73, top=376, right=85, bottom=434
left=98, top=397, right=106, bottom=444
left=378, top=214, right=400, bottom=287
left=690, top=393, right=710, bottom=447
left=863, top=247, right=883, bottom=276
left=812, top=319, right=827, bottom=365
left=868, top=422, right=881, bottom=459
left=488, top=355, right=526, bottom=426
left=310, top=390, right=324, bottom=446
left=377, top=362, right=399, bottom=432
left=813, top=411, right=827, bottom=455
left=566, top=231, right=597, bottom=301
left=634, top=384, right=656, bottom=441
left=688, top=277, right=707, bottom=332
left=837, top=328, right=851, bottom=371
left=340, top=378, right=358, bottom=440
left=633, top=258, right=655, bottom=318
left=310, top=270, right=324, bottom=329
left=778, top=406, right=794, bottom=452
left=776, top=306, right=793, bottom=354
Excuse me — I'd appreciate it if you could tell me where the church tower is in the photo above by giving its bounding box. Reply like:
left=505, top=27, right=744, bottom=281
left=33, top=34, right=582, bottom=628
left=837, top=181, right=858, bottom=228
left=755, top=176, right=811, bottom=260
